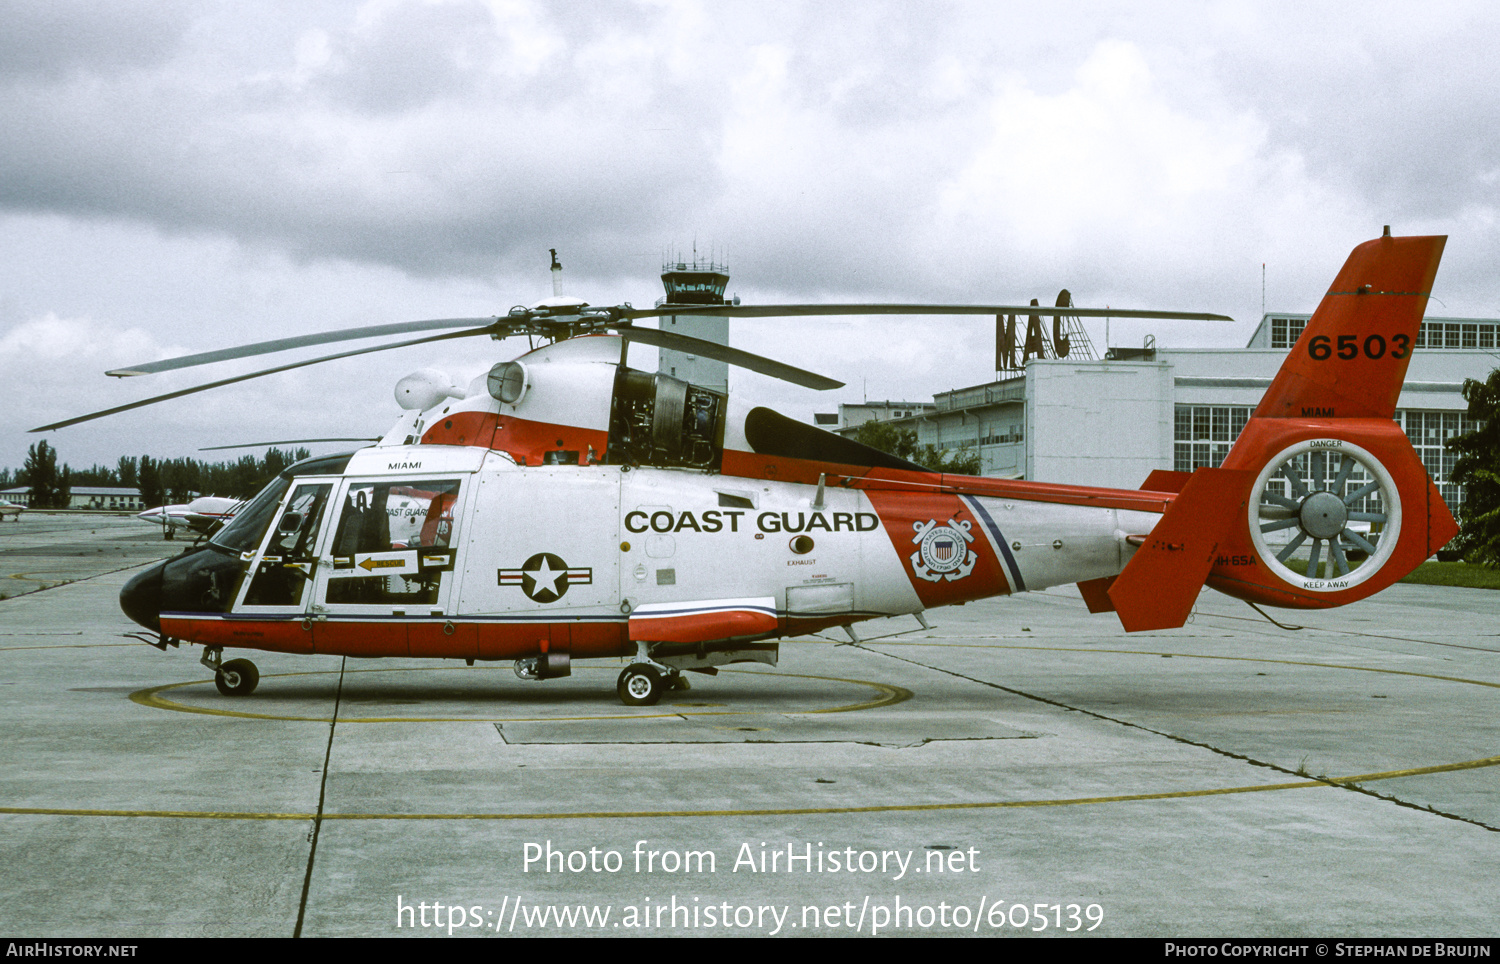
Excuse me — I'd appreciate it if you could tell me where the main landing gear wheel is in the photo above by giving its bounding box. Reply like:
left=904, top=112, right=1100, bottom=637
left=1248, top=440, right=1402, bottom=591
left=617, top=664, right=664, bottom=706
left=214, top=658, right=260, bottom=696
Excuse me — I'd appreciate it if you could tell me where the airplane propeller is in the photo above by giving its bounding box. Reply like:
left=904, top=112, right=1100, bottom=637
left=32, top=298, right=1233, bottom=432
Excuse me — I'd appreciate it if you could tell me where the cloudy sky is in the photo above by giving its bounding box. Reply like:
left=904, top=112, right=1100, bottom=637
left=3, top=0, right=1498, bottom=476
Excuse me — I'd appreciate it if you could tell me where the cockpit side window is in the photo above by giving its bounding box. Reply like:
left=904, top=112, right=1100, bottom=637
left=242, top=482, right=332, bottom=607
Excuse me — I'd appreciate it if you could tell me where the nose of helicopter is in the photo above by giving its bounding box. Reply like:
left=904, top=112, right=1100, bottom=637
left=120, top=561, right=166, bottom=632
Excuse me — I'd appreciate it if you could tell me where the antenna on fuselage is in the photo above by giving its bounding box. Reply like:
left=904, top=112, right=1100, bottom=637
left=550, top=249, right=563, bottom=297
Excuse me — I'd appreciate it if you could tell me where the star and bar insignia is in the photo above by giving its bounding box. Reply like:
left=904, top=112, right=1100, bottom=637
left=498, top=552, right=593, bottom=603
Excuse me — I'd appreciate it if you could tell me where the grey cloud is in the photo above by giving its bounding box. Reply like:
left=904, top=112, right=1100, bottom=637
left=311, top=2, right=515, bottom=114
left=1, top=2, right=1497, bottom=311
left=0, top=0, right=192, bottom=80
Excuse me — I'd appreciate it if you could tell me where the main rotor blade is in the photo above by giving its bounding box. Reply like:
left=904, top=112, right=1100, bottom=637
left=106, top=317, right=499, bottom=376
left=624, top=304, right=1233, bottom=322
left=198, top=438, right=379, bottom=451
left=33, top=328, right=491, bottom=432
left=612, top=325, right=843, bottom=391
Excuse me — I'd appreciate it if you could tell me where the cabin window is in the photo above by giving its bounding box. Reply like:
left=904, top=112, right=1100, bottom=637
left=323, top=479, right=463, bottom=606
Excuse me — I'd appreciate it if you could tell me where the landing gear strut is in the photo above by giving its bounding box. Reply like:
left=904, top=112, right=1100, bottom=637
left=202, top=646, right=260, bottom=697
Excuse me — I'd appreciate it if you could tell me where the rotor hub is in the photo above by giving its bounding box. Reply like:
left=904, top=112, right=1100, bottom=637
left=1298, top=490, right=1348, bottom=539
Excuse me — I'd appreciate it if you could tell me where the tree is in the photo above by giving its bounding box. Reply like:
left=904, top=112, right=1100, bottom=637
left=916, top=442, right=982, bottom=476
left=20, top=440, right=66, bottom=508
left=853, top=421, right=982, bottom=476
left=853, top=420, right=922, bottom=463
left=162, top=458, right=200, bottom=503
left=138, top=455, right=165, bottom=509
left=1448, top=369, right=1500, bottom=566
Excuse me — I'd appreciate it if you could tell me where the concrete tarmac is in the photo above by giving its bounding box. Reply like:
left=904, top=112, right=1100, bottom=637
left=2, top=514, right=1497, bottom=938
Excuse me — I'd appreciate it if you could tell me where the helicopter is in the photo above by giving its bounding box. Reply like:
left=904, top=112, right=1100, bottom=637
left=32, top=232, right=1457, bottom=705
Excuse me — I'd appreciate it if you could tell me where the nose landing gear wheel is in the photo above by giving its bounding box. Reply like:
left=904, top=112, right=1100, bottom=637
left=214, top=658, right=260, bottom=696
left=1249, top=440, right=1401, bottom=591
left=617, top=664, right=664, bottom=706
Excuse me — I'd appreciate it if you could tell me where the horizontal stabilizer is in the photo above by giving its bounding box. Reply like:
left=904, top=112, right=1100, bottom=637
left=1077, top=576, right=1118, bottom=614
left=1139, top=470, right=1191, bottom=494
left=1109, top=468, right=1255, bottom=632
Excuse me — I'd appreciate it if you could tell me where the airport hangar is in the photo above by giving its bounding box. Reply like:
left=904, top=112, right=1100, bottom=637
left=823, top=313, right=1491, bottom=517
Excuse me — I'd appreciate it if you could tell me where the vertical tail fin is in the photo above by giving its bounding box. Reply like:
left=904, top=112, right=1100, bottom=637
left=1255, top=234, right=1445, bottom=421
left=1104, top=233, right=1458, bottom=629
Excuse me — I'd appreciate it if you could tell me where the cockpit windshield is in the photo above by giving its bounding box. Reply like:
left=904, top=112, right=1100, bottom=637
left=209, top=475, right=292, bottom=553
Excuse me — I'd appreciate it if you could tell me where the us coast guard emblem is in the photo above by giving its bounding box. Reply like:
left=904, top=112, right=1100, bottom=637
left=910, top=518, right=976, bottom=583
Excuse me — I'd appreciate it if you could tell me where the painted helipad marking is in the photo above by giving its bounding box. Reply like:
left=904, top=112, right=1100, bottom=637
left=870, top=641, right=1500, bottom=690
left=4, top=646, right=1494, bottom=823
left=127, top=665, right=912, bottom=723
left=3, top=755, right=1496, bottom=822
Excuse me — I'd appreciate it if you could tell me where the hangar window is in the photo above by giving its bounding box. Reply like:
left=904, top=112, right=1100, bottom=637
left=1398, top=410, right=1480, bottom=511
left=1270, top=317, right=1306, bottom=349
left=1416, top=321, right=1498, bottom=350
left=1173, top=405, right=1251, bottom=473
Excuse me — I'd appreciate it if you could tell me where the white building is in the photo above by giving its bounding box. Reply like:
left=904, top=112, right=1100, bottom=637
left=0, top=486, right=146, bottom=510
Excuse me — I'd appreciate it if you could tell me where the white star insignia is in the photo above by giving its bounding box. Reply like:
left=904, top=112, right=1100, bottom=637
left=524, top=557, right=565, bottom=596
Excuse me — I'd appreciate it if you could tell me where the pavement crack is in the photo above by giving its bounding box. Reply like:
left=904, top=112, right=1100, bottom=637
left=857, top=643, right=1499, bottom=832
left=294, top=656, right=346, bottom=937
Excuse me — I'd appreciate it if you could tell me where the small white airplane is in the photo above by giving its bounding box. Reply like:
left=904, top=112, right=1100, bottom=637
left=136, top=495, right=242, bottom=539
left=0, top=500, right=24, bottom=521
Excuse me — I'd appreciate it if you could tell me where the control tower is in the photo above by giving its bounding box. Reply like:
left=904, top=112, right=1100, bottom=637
left=656, top=255, right=732, bottom=394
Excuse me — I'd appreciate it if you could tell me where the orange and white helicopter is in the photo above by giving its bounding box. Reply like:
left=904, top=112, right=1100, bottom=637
left=33, top=232, right=1457, bottom=705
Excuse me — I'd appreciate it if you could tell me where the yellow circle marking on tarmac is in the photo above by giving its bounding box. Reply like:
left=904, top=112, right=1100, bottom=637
left=870, top=641, right=1500, bottom=690
left=0, top=642, right=143, bottom=651
left=5, top=646, right=1492, bottom=822
left=128, top=665, right=912, bottom=723
left=3, top=755, right=1496, bottom=822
